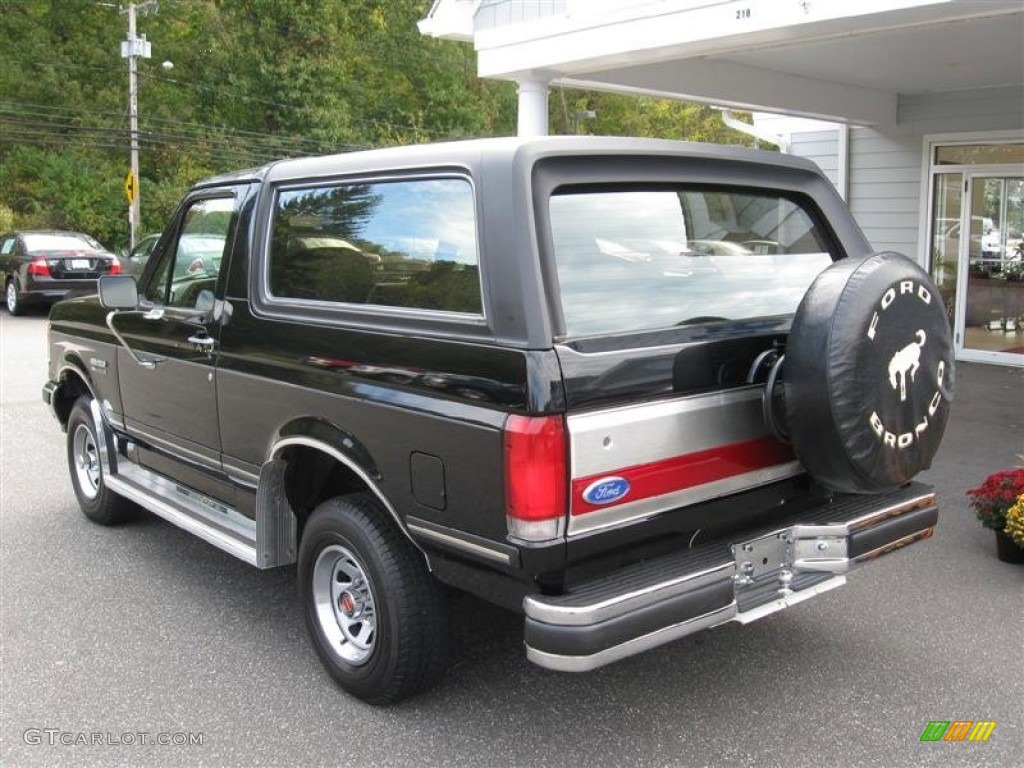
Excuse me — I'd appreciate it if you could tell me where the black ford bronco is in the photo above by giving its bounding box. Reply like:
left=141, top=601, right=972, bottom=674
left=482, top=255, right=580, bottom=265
left=43, top=137, right=954, bottom=704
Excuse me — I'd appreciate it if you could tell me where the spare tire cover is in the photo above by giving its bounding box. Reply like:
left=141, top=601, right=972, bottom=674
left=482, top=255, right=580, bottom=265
left=784, top=252, right=955, bottom=494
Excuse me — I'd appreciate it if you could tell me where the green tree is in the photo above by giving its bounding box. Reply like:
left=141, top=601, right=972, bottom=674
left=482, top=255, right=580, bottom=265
left=0, top=0, right=757, bottom=252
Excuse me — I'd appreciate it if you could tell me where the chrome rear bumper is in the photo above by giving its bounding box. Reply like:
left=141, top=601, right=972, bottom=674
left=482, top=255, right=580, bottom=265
left=524, top=484, right=937, bottom=672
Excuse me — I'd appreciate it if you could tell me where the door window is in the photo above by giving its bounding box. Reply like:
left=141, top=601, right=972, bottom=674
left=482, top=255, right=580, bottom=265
left=144, top=196, right=237, bottom=310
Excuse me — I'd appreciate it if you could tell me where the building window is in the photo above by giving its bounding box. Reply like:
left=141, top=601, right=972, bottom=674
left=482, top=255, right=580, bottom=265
left=935, top=144, right=1024, bottom=166
left=926, top=138, right=1024, bottom=364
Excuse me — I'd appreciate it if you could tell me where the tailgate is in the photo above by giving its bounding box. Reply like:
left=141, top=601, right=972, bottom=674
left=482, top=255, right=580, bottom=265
left=561, top=359, right=800, bottom=537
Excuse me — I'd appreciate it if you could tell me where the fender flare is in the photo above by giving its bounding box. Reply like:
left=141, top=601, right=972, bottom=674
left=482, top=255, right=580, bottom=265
left=262, top=420, right=428, bottom=563
left=51, top=359, right=100, bottom=426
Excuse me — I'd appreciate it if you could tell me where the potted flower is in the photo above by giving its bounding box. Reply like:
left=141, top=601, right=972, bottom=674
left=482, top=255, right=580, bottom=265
left=1005, top=495, right=1024, bottom=552
left=999, top=260, right=1024, bottom=282
left=967, top=468, right=1024, bottom=563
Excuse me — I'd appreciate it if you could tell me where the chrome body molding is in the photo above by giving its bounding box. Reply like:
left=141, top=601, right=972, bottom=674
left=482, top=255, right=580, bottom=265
left=224, top=456, right=261, bottom=489
left=407, top=518, right=515, bottom=566
left=126, top=423, right=222, bottom=472
left=524, top=485, right=938, bottom=672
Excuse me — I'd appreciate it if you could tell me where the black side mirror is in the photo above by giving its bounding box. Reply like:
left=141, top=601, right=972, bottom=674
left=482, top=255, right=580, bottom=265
left=98, top=275, right=139, bottom=310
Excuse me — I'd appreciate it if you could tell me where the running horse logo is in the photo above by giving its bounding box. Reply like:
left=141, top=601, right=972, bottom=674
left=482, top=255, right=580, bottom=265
left=888, top=329, right=927, bottom=402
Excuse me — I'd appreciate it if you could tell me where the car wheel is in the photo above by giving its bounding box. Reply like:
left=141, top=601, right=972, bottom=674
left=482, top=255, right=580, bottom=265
left=768, top=252, right=955, bottom=493
left=67, top=397, right=136, bottom=524
left=5, top=279, right=24, bottom=315
left=298, top=493, right=447, bottom=705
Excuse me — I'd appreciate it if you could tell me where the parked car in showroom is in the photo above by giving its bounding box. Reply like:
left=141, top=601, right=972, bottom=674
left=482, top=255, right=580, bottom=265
left=0, top=230, right=121, bottom=315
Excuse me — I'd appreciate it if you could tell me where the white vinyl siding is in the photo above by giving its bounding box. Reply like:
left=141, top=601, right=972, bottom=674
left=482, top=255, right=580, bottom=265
left=789, top=130, right=839, bottom=187
left=846, top=129, right=921, bottom=254
left=786, top=85, right=1024, bottom=261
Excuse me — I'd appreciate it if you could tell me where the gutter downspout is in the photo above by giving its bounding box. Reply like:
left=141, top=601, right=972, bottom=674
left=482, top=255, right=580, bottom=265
left=836, top=123, right=850, bottom=202
left=720, top=110, right=790, bottom=153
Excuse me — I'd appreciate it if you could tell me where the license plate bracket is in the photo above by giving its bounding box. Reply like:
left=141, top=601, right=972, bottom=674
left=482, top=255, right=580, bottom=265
left=733, top=531, right=788, bottom=584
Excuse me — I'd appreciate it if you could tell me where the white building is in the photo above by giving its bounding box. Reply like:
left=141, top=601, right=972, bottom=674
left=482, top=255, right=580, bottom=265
left=420, top=0, right=1024, bottom=366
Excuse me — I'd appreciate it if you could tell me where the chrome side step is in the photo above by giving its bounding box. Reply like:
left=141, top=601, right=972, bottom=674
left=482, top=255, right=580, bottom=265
left=90, top=396, right=259, bottom=566
left=106, top=464, right=259, bottom=566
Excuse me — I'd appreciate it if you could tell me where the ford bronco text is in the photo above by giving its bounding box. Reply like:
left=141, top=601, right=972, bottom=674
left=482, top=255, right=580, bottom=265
left=44, top=137, right=953, bottom=704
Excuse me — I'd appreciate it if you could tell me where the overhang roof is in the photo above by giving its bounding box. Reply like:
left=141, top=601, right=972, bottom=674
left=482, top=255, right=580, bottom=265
left=420, top=0, right=1024, bottom=125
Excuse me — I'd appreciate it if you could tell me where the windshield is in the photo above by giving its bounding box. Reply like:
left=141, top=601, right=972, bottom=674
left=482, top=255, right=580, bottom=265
left=548, top=187, right=836, bottom=338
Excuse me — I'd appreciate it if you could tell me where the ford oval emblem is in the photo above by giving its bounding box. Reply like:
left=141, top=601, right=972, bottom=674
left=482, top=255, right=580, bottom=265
left=582, top=476, right=631, bottom=506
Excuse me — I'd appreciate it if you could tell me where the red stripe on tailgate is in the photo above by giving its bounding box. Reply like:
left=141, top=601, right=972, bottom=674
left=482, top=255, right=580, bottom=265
left=571, top=437, right=796, bottom=515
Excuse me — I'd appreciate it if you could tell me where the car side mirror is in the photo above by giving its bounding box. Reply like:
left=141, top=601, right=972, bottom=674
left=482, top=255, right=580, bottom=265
left=98, top=275, right=139, bottom=310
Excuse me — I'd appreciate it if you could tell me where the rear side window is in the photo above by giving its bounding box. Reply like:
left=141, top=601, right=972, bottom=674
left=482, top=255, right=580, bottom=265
left=269, top=177, right=482, bottom=315
left=549, top=187, right=836, bottom=338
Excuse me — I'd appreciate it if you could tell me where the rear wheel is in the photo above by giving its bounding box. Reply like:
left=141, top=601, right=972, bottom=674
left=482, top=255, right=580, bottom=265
left=6, top=279, right=23, bottom=315
left=298, top=493, right=447, bottom=704
left=66, top=397, right=136, bottom=524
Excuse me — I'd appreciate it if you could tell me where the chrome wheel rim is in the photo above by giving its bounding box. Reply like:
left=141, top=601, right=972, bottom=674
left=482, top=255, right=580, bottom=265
left=5, top=282, right=15, bottom=313
left=312, top=544, right=377, bottom=665
left=72, top=423, right=101, bottom=500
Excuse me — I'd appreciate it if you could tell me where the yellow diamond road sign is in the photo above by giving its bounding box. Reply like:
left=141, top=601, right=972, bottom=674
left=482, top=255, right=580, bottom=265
left=124, top=170, right=137, bottom=206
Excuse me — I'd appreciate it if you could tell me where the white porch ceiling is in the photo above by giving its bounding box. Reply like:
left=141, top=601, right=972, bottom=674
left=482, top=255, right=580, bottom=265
left=462, top=0, right=1024, bottom=125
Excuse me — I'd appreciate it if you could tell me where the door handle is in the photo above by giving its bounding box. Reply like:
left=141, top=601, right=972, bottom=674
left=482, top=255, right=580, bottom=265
left=187, top=333, right=216, bottom=352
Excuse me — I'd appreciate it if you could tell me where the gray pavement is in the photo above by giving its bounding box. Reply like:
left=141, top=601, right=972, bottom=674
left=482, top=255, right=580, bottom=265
left=1, top=310, right=1022, bottom=768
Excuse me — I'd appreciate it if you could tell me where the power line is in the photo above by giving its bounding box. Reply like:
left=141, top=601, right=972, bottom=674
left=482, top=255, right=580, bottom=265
left=14, top=56, right=464, bottom=141
left=0, top=101, right=369, bottom=164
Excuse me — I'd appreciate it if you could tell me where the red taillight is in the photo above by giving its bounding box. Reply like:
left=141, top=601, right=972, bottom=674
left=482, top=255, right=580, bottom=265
left=108, top=257, right=122, bottom=275
left=503, top=414, right=567, bottom=541
left=27, top=258, right=50, bottom=277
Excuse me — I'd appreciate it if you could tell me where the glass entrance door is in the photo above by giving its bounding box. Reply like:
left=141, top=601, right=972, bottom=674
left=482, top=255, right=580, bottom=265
left=956, top=174, right=1024, bottom=364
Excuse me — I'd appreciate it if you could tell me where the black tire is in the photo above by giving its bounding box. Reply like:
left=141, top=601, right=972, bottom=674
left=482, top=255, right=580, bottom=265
left=298, top=493, right=447, bottom=705
left=66, top=397, right=136, bottom=525
left=781, top=252, right=955, bottom=493
left=6, top=279, right=24, bottom=316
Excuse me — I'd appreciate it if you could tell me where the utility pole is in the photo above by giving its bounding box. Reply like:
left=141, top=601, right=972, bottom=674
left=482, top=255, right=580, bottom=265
left=120, top=1, right=158, bottom=249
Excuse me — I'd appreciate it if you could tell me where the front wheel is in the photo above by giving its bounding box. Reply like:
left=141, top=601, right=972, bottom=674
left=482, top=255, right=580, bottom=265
left=298, top=494, right=447, bottom=705
left=66, top=397, right=136, bottom=525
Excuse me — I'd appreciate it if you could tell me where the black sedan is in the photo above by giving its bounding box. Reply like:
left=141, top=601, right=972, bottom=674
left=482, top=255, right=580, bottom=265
left=0, top=230, right=122, bottom=315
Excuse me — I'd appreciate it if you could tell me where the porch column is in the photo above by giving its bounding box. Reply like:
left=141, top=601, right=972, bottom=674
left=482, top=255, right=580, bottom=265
left=516, top=79, right=550, bottom=137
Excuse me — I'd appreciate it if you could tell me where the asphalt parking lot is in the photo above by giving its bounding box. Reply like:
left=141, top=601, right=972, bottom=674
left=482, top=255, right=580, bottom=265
left=1, top=311, right=1021, bottom=768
